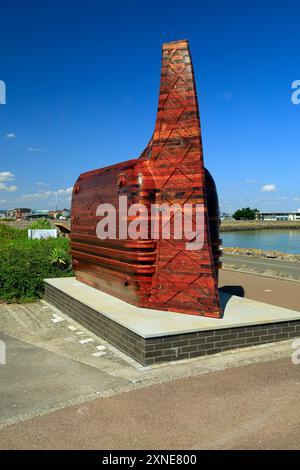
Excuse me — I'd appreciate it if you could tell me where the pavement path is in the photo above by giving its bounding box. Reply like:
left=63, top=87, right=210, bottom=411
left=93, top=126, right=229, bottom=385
left=0, top=357, right=300, bottom=449
left=0, top=333, right=129, bottom=427
left=219, top=270, right=300, bottom=312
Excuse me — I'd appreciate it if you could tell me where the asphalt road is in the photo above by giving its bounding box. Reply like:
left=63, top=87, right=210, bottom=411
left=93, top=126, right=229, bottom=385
left=1, top=357, right=300, bottom=449
left=221, top=254, right=300, bottom=277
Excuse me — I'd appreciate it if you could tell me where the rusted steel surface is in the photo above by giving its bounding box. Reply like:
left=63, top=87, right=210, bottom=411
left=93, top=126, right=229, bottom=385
left=71, top=39, right=222, bottom=318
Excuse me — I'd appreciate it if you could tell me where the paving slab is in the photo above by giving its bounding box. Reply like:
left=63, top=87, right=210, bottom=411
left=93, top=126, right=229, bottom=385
left=0, top=333, right=129, bottom=428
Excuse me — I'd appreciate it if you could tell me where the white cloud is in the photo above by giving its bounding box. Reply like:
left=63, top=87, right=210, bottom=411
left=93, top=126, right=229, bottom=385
left=5, top=133, right=16, bottom=139
left=0, top=199, right=7, bottom=204
left=27, top=147, right=46, bottom=152
left=21, top=187, right=73, bottom=201
left=261, top=184, right=276, bottom=192
left=293, top=197, right=300, bottom=201
left=244, top=179, right=256, bottom=184
left=0, top=171, right=15, bottom=182
left=0, top=172, right=18, bottom=191
left=21, top=191, right=52, bottom=200
left=56, top=187, right=73, bottom=194
left=0, top=183, right=18, bottom=192
left=276, top=196, right=287, bottom=200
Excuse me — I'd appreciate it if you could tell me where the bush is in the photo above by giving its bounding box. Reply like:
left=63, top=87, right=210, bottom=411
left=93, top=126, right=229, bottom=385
left=29, top=218, right=52, bottom=229
left=0, top=223, right=27, bottom=241
left=0, top=225, right=73, bottom=302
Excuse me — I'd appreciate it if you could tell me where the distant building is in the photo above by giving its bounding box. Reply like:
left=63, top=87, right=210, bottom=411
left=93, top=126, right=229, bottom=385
left=48, top=208, right=70, bottom=220
left=59, top=209, right=71, bottom=219
left=220, top=212, right=232, bottom=221
left=31, top=210, right=49, bottom=215
left=26, top=210, right=50, bottom=220
left=255, top=211, right=300, bottom=221
left=7, top=208, right=31, bottom=219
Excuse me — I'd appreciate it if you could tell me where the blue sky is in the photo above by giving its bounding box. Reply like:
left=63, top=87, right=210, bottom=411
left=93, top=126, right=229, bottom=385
left=0, top=0, right=299, bottom=212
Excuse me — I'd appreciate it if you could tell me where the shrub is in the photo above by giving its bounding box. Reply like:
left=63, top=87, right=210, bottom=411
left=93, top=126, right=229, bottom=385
left=0, top=223, right=27, bottom=241
left=50, top=247, right=69, bottom=268
left=0, top=228, right=73, bottom=302
left=29, top=218, right=52, bottom=229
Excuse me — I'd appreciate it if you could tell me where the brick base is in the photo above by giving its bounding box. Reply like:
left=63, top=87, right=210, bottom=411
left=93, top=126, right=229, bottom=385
left=44, top=283, right=300, bottom=366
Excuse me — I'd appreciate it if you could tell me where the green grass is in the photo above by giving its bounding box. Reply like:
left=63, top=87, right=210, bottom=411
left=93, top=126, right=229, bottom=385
left=0, top=224, right=73, bottom=303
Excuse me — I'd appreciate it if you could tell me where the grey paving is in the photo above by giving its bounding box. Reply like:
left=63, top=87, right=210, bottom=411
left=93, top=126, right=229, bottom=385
left=0, top=333, right=129, bottom=428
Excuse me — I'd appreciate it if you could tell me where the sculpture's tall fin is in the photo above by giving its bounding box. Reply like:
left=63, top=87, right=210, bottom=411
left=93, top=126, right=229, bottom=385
left=143, top=40, right=222, bottom=318
left=141, top=39, right=203, bottom=164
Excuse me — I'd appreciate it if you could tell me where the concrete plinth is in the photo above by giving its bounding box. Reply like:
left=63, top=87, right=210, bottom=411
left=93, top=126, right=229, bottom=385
left=44, top=277, right=300, bottom=365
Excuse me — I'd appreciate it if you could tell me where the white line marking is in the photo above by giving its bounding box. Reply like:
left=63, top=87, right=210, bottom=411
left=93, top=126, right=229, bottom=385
left=79, top=338, right=94, bottom=344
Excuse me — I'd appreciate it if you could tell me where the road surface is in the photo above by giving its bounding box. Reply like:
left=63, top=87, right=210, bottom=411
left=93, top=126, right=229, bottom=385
left=1, top=357, right=300, bottom=449
left=221, top=254, right=300, bottom=278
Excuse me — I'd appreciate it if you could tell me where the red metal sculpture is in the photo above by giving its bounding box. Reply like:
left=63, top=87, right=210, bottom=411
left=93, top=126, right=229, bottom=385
left=71, top=39, right=222, bottom=318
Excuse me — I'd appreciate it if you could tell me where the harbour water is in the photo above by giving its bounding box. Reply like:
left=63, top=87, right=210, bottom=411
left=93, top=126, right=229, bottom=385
left=221, top=229, right=300, bottom=254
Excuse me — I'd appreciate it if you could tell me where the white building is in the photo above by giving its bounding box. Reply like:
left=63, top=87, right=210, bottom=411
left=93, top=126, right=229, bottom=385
left=255, top=211, right=300, bottom=221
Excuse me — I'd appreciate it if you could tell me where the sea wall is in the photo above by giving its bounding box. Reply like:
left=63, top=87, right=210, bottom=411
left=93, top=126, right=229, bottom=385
left=223, top=247, right=300, bottom=262
left=220, top=220, right=300, bottom=232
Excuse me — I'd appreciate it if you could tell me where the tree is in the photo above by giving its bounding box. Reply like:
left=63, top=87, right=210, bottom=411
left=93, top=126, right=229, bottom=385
left=232, top=207, right=259, bottom=221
